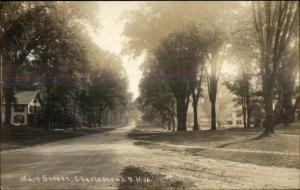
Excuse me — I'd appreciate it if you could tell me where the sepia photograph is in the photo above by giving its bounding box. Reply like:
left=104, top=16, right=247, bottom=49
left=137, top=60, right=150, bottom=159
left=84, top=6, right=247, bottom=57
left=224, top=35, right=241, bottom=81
left=0, top=1, right=299, bottom=189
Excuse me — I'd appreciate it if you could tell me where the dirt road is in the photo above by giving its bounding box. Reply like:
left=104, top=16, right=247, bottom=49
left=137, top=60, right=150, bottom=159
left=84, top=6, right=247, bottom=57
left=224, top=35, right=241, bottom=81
left=1, top=123, right=299, bottom=189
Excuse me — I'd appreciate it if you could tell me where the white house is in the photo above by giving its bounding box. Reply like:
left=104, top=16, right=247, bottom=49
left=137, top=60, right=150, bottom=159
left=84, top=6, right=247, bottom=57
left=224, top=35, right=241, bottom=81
left=199, top=116, right=211, bottom=129
left=198, top=110, right=244, bottom=129
left=10, top=90, right=43, bottom=126
left=220, top=111, right=243, bottom=128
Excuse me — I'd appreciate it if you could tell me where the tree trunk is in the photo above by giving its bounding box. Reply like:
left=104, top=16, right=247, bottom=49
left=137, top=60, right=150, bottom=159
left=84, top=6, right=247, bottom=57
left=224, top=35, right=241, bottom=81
left=87, top=106, right=92, bottom=127
left=282, top=85, right=295, bottom=124
left=242, top=100, right=247, bottom=128
left=167, top=116, right=171, bottom=130
left=4, top=101, right=12, bottom=126
left=245, top=83, right=251, bottom=128
left=211, top=100, right=217, bottom=130
left=99, top=115, right=102, bottom=128
left=192, top=95, right=199, bottom=131
left=208, top=76, right=218, bottom=130
left=293, top=96, right=300, bottom=119
left=99, top=107, right=103, bottom=128
left=94, top=107, right=97, bottom=128
left=193, top=102, right=199, bottom=131
left=263, top=87, right=274, bottom=135
left=161, top=114, right=166, bottom=129
left=3, top=87, right=14, bottom=126
left=247, top=108, right=251, bottom=128
left=73, top=102, right=77, bottom=130
left=172, top=116, right=176, bottom=132
left=4, top=97, right=12, bottom=126
left=3, top=57, right=20, bottom=126
left=176, top=96, right=187, bottom=131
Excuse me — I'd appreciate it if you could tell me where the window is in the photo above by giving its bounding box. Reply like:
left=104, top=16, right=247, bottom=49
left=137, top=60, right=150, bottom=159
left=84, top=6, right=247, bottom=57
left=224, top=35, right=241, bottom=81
left=236, top=120, right=242, bottom=125
left=29, top=105, right=41, bottom=113
left=37, top=106, right=42, bottom=113
left=226, top=113, right=232, bottom=118
left=237, top=112, right=242, bottom=118
left=29, top=106, right=33, bottom=113
left=14, top=115, right=25, bottom=124
left=14, top=105, right=25, bottom=112
left=226, top=120, right=233, bottom=125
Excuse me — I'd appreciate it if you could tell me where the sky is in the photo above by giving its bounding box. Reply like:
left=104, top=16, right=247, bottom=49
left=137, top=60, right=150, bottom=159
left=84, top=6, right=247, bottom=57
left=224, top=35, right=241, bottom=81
left=91, top=2, right=238, bottom=100
left=91, top=2, right=144, bottom=100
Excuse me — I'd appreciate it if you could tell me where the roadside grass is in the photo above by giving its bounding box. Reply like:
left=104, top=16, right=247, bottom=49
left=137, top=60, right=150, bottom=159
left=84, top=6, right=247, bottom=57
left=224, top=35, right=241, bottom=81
left=118, top=166, right=187, bottom=190
left=1, top=126, right=114, bottom=151
left=188, top=148, right=300, bottom=168
left=130, top=123, right=300, bottom=168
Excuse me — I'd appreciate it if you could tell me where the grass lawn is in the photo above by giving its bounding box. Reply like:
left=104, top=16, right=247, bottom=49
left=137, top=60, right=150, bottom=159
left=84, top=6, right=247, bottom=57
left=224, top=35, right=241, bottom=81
left=1, top=126, right=115, bottom=151
left=118, top=166, right=187, bottom=190
left=130, top=122, right=300, bottom=168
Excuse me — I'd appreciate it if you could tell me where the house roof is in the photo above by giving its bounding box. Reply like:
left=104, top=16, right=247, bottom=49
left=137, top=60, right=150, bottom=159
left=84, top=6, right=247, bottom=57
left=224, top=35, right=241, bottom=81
left=14, top=91, right=39, bottom=105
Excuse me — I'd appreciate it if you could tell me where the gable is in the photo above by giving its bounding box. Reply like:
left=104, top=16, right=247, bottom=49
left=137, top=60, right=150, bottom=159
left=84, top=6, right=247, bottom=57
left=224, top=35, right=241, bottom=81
left=29, top=96, right=41, bottom=107
left=14, top=91, right=39, bottom=105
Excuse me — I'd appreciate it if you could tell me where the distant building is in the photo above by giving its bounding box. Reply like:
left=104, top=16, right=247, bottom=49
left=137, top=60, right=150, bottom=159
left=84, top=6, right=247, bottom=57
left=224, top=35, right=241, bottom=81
left=198, top=110, right=244, bottom=129
left=219, top=111, right=243, bottom=128
left=199, top=116, right=211, bottom=129
left=2, top=91, right=43, bottom=126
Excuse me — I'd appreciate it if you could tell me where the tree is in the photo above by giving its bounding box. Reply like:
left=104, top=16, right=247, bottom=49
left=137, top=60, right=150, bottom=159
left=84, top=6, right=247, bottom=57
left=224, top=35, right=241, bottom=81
left=275, top=34, right=299, bottom=124
left=137, top=56, right=176, bottom=130
left=205, top=25, right=228, bottom=130
left=191, top=62, right=205, bottom=130
left=122, top=2, right=240, bottom=57
left=252, top=1, right=299, bottom=135
left=224, top=78, right=247, bottom=128
left=154, top=24, right=208, bottom=131
left=1, top=2, right=100, bottom=126
left=79, top=48, right=130, bottom=128
left=224, top=77, right=258, bottom=128
left=227, top=7, right=260, bottom=128
left=1, top=2, right=132, bottom=129
left=123, top=2, right=240, bottom=131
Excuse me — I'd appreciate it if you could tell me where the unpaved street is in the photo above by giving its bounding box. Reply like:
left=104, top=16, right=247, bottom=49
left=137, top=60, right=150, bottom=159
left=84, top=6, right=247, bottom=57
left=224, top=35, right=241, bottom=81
left=1, top=123, right=299, bottom=189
